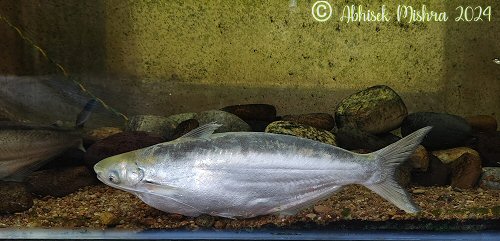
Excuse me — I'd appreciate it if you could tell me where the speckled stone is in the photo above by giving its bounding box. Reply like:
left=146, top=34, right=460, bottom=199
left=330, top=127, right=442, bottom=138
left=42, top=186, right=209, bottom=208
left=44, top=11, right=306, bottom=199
left=221, top=104, right=277, bottom=121
left=265, top=121, right=336, bottom=146
left=125, top=115, right=174, bottom=137
left=335, top=85, right=407, bottom=134
left=0, top=181, right=33, bottom=214
left=479, top=167, right=500, bottom=189
left=401, top=112, right=472, bottom=150
left=281, top=113, right=335, bottom=130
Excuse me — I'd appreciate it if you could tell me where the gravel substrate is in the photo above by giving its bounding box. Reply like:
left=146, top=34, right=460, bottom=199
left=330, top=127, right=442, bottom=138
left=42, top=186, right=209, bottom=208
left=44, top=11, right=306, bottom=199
left=0, top=184, right=498, bottom=231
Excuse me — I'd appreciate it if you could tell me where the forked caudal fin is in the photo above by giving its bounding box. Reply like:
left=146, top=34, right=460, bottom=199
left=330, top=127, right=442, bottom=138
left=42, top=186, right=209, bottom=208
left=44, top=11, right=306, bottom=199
left=365, top=126, right=432, bottom=213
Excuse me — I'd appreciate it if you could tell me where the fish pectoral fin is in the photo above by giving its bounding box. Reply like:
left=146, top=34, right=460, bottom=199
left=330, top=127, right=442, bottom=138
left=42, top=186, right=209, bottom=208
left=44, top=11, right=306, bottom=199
left=177, top=122, right=222, bottom=140
left=139, top=180, right=179, bottom=197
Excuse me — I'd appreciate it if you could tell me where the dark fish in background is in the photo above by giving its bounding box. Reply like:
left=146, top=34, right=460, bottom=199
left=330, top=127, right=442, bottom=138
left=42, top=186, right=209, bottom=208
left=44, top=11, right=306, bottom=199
left=76, top=99, right=98, bottom=128
left=0, top=99, right=95, bottom=181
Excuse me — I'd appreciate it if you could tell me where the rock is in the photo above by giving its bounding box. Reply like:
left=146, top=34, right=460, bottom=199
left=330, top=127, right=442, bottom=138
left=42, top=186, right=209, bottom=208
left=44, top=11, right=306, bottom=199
left=335, top=127, right=397, bottom=151
left=409, top=145, right=429, bottom=171
left=432, top=147, right=480, bottom=164
left=165, top=112, right=197, bottom=125
left=265, top=121, right=336, bottom=146
left=195, top=110, right=251, bottom=133
left=412, top=189, right=426, bottom=194
left=335, top=85, right=407, bottom=134
left=40, top=148, right=85, bottom=170
left=125, top=115, right=174, bottom=137
left=475, top=132, right=500, bottom=167
left=411, top=155, right=451, bottom=186
left=305, top=213, right=317, bottom=219
left=313, top=205, right=332, bottom=214
left=170, top=119, right=199, bottom=140
left=401, top=112, right=472, bottom=150
left=0, top=181, right=33, bottom=214
left=26, top=166, right=97, bottom=197
left=465, top=115, right=497, bottom=133
left=194, top=214, right=215, bottom=228
left=281, top=113, right=335, bottom=130
left=83, top=127, right=122, bottom=146
left=479, top=167, right=500, bottom=189
left=84, top=131, right=165, bottom=168
left=99, top=211, right=119, bottom=227
left=245, top=120, right=272, bottom=132
left=396, top=163, right=413, bottom=187
left=221, top=104, right=277, bottom=121
left=448, top=153, right=482, bottom=189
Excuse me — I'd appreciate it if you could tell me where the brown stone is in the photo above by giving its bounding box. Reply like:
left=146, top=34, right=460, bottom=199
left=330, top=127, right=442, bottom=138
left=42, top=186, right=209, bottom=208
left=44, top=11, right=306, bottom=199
left=221, top=104, right=276, bottom=121
left=448, top=153, right=482, bottom=189
left=411, top=155, right=451, bottom=186
left=83, top=127, right=123, bottom=145
left=465, top=115, right=497, bottom=133
left=409, top=145, right=429, bottom=171
left=313, top=205, right=332, bottom=214
left=432, top=147, right=480, bottom=164
left=281, top=113, right=335, bottom=130
left=0, top=181, right=33, bottom=214
left=475, top=132, right=500, bottom=167
left=27, top=166, right=98, bottom=197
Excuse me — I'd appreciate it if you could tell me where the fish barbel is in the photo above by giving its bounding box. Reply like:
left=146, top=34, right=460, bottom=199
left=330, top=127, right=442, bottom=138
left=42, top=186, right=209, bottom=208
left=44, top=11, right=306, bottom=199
left=94, top=123, right=431, bottom=218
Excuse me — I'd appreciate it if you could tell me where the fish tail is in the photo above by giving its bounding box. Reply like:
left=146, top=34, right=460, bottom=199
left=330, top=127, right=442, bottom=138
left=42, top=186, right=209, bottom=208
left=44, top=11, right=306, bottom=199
left=365, top=126, right=432, bottom=213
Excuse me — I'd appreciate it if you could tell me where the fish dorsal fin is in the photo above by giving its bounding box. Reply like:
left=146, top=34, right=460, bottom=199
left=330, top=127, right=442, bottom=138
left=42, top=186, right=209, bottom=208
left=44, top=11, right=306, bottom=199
left=178, top=122, right=222, bottom=140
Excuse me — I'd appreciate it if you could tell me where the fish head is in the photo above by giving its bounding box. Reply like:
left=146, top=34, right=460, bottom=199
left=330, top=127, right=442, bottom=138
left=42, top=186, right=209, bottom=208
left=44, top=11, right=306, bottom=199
left=94, top=151, right=145, bottom=190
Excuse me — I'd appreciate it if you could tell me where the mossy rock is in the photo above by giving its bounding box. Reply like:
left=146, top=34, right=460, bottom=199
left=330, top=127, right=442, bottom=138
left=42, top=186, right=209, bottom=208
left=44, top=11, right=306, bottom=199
left=335, top=85, right=407, bottom=134
left=265, top=121, right=337, bottom=146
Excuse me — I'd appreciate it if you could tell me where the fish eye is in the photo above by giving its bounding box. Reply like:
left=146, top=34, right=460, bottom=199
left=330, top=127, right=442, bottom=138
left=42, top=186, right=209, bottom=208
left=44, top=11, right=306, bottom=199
left=108, top=170, right=120, bottom=184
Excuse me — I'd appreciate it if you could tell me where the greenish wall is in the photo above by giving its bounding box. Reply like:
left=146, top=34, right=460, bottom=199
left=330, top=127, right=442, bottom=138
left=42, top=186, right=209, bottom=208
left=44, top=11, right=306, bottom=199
left=1, top=0, right=499, bottom=122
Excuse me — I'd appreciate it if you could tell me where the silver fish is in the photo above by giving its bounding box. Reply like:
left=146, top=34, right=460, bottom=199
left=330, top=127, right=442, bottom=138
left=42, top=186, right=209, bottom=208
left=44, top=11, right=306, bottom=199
left=94, top=123, right=431, bottom=218
left=0, top=99, right=95, bottom=181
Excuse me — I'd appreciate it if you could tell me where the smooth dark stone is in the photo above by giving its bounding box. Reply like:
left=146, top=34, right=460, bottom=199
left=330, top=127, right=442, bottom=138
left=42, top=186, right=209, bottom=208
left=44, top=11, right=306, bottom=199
left=335, top=127, right=398, bottom=151
left=40, top=148, right=85, bottom=170
left=401, top=112, right=472, bottom=150
left=411, top=155, right=451, bottom=186
left=335, top=85, right=407, bottom=134
left=27, top=166, right=97, bottom=197
left=245, top=120, right=272, bottom=132
left=84, top=131, right=165, bottom=168
left=474, top=131, right=500, bottom=167
left=170, top=119, right=199, bottom=140
left=221, top=104, right=277, bottom=121
left=0, top=181, right=33, bottom=214
left=282, top=113, right=335, bottom=130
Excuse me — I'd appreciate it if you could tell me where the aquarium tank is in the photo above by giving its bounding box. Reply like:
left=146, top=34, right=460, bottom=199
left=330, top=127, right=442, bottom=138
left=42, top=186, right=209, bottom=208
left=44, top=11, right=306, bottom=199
left=0, top=0, right=499, bottom=240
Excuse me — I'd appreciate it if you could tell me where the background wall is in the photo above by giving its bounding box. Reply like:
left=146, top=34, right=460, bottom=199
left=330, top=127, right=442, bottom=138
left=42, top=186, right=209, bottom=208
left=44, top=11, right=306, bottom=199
left=0, top=0, right=499, bottom=125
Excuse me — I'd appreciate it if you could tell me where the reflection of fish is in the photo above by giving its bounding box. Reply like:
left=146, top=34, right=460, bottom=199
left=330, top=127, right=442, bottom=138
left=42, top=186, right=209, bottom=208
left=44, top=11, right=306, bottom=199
left=95, top=123, right=431, bottom=218
left=0, top=99, right=95, bottom=181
